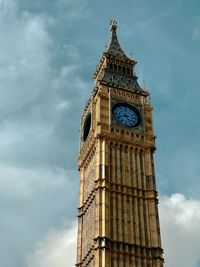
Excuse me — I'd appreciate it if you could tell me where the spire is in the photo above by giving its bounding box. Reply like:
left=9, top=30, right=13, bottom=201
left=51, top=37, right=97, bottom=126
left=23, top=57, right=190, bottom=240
left=93, top=19, right=147, bottom=94
left=110, top=17, right=117, bottom=31
left=106, top=18, right=127, bottom=59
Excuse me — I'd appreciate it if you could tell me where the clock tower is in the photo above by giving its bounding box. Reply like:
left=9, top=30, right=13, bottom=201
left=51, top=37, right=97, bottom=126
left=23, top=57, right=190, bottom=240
left=76, top=19, right=164, bottom=267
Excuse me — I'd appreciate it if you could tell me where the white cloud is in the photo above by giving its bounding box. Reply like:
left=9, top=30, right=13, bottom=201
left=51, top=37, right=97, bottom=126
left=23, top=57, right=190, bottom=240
left=0, top=0, right=53, bottom=116
left=55, top=100, right=71, bottom=110
left=0, top=165, right=73, bottom=198
left=0, top=165, right=78, bottom=267
left=0, top=0, right=89, bottom=169
left=26, top=221, right=77, bottom=267
left=160, top=194, right=200, bottom=267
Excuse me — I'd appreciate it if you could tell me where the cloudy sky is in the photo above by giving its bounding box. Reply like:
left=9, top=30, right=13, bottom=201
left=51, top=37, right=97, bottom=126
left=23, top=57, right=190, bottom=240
left=0, top=0, right=200, bottom=266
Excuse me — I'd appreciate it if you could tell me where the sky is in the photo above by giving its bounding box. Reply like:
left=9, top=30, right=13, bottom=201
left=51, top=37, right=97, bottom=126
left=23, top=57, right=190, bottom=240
left=0, top=0, right=200, bottom=266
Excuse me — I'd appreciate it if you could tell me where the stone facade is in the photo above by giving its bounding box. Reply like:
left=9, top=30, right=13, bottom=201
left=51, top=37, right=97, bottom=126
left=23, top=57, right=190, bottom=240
left=76, top=19, right=164, bottom=267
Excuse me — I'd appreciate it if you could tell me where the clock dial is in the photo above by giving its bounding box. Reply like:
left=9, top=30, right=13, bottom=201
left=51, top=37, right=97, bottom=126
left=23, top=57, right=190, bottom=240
left=112, top=103, right=140, bottom=127
left=82, top=113, right=91, bottom=141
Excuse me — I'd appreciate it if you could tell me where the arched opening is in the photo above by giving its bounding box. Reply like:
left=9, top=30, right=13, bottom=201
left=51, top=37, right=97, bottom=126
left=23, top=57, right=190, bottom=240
left=82, top=113, right=91, bottom=142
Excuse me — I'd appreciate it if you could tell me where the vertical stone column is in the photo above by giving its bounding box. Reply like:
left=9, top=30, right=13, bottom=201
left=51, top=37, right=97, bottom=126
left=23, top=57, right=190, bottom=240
left=123, top=147, right=128, bottom=244
left=95, top=139, right=101, bottom=238
left=139, top=150, right=146, bottom=248
left=143, top=150, right=151, bottom=247
left=135, top=149, right=142, bottom=267
left=101, top=139, right=108, bottom=237
left=112, top=144, right=117, bottom=242
left=110, top=142, right=114, bottom=240
left=127, top=146, right=131, bottom=245
left=76, top=168, right=84, bottom=264
left=114, top=144, right=118, bottom=242
left=76, top=216, right=83, bottom=264
left=150, top=150, right=162, bottom=250
left=113, top=243, right=117, bottom=267
left=130, top=147, right=135, bottom=247
left=116, top=144, right=122, bottom=242
left=93, top=139, right=101, bottom=267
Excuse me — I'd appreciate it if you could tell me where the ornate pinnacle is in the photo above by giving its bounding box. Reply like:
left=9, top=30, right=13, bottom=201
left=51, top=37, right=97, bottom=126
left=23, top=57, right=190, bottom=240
left=110, top=17, right=117, bottom=31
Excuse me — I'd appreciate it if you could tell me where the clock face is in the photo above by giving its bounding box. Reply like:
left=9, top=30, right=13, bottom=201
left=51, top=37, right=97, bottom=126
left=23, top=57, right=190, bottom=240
left=112, top=103, right=140, bottom=127
left=82, top=113, right=91, bottom=141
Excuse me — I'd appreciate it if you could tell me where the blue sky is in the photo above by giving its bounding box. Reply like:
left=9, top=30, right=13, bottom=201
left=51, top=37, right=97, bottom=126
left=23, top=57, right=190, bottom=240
left=0, top=0, right=200, bottom=266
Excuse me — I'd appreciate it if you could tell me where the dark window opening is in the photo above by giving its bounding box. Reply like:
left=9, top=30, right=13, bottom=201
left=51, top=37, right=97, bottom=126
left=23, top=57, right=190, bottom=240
left=83, top=113, right=91, bottom=141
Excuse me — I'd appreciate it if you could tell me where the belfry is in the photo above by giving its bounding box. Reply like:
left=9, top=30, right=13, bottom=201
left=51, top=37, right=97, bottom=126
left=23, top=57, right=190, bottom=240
left=76, top=19, right=164, bottom=267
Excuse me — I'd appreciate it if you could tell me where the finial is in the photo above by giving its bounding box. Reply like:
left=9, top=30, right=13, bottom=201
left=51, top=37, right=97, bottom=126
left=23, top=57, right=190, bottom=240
left=110, top=17, right=117, bottom=31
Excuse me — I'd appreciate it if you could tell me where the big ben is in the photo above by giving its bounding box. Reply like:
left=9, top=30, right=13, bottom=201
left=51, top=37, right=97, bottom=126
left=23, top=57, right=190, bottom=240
left=76, top=18, right=164, bottom=267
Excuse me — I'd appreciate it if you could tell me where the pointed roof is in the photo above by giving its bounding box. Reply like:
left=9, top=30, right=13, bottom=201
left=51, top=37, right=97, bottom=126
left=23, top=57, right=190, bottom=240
left=93, top=19, right=148, bottom=95
left=106, top=18, right=126, bottom=57
left=105, top=18, right=134, bottom=63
